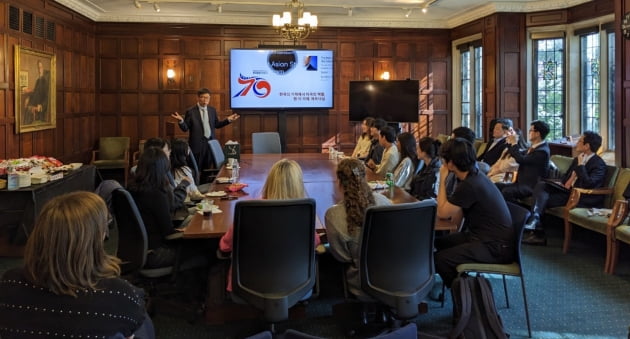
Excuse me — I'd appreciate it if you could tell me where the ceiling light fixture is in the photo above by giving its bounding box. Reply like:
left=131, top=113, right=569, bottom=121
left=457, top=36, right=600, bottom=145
left=217, top=4, right=223, bottom=13
left=405, top=8, right=413, bottom=18
left=153, top=2, right=160, bottom=12
left=422, top=0, right=440, bottom=13
left=272, top=0, right=318, bottom=44
left=133, top=0, right=141, bottom=9
left=347, top=8, right=352, bottom=17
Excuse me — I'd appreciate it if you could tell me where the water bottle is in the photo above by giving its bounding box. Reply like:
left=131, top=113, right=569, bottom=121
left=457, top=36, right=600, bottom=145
left=385, top=172, right=394, bottom=191
left=7, top=166, right=19, bottom=191
left=231, top=159, right=239, bottom=183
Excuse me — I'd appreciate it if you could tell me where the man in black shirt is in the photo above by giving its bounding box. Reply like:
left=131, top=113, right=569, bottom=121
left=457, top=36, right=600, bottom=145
left=435, top=138, right=514, bottom=287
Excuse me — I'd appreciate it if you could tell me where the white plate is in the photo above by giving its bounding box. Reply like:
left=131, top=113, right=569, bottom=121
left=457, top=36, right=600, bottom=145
left=215, top=177, right=232, bottom=184
left=206, top=191, right=227, bottom=197
left=368, top=181, right=386, bottom=190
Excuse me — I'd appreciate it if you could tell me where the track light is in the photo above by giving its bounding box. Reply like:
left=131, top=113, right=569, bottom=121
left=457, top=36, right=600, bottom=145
left=405, top=8, right=413, bottom=18
left=422, top=7, right=428, bottom=14
left=347, top=8, right=352, bottom=17
left=217, top=4, right=222, bottom=13
left=153, top=2, right=160, bottom=12
left=133, top=0, right=141, bottom=9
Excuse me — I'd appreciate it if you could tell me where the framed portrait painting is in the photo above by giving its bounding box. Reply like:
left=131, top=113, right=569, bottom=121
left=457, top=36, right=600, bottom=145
left=14, top=46, right=56, bottom=133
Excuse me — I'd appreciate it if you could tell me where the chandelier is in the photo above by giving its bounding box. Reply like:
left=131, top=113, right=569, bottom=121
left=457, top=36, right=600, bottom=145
left=272, top=0, right=318, bottom=44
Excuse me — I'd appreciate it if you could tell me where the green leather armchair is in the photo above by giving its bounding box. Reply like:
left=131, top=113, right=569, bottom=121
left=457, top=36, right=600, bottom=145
left=91, top=137, right=131, bottom=186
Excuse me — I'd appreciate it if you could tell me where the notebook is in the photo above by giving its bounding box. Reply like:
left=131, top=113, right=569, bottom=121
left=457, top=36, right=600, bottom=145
left=543, top=178, right=570, bottom=193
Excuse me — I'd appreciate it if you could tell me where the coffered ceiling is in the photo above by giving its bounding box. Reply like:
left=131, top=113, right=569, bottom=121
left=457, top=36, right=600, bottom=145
left=54, top=0, right=593, bottom=29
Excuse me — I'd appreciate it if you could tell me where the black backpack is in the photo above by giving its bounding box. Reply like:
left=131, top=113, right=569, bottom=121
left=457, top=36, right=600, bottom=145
left=449, top=274, right=509, bottom=339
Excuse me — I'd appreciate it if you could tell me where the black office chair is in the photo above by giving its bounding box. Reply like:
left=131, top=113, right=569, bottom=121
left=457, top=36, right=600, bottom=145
left=360, top=200, right=437, bottom=327
left=202, top=139, right=226, bottom=183
left=186, top=148, right=200, bottom=185
left=252, top=132, right=282, bottom=154
left=111, top=187, right=174, bottom=279
left=231, top=198, right=317, bottom=333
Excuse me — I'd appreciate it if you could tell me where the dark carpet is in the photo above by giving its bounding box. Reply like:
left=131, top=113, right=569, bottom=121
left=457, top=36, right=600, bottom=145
left=2, top=218, right=630, bottom=339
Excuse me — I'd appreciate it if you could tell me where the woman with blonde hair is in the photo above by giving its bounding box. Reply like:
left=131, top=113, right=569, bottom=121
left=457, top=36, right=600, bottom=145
left=326, top=158, right=392, bottom=296
left=0, top=191, right=152, bottom=338
left=219, top=158, right=319, bottom=291
left=260, top=158, right=306, bottom=199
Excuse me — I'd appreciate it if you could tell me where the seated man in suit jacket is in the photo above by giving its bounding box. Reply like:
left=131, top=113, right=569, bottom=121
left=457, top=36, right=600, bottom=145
left=523, top=131, right=607, bottom=245
left=478, top=118, right=513, bottom=167
left=496, top=120, right=551, bottom=204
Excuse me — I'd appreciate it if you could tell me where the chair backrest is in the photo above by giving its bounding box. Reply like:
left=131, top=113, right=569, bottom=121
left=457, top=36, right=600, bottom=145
left=602, top=165, right=620, bottom=208
left=111, top=188, right=148, bottom=275
left=208, top=139, right=226, bottom=169
left=612, top=168, right=630, bottom=206
left=252, top=132, right=282, bottom=154
left=436, top=133, right=449, bottom=145
left=99, top=137, right=130, bottom=160
left=186, top=148, right=200, bottom=185
left=505, top=201, right=531, bottom=265
left=231, top=198, right=316, bottom=323
left=473, top=139, right=486, bottom=158
left=360, top=200, right=437, bottom=320
left=549, top=155, right=573, bottom=179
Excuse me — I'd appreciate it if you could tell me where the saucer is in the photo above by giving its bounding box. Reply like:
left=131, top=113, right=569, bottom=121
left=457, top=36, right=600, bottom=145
left=206, top=191, right=227, bottom=197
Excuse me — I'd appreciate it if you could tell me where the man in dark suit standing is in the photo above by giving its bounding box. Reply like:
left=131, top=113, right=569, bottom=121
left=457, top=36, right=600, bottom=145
left=522, top=131, right=607, bottom=245
left=171, top=88, right=239, bottom=170
left=478, top=118, right=512, bottom=167
left=496, top=120, right=551, bottom=203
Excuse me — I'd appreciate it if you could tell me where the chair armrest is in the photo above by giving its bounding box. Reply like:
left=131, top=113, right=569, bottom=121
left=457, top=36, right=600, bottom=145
left=608, top=200, right=629, bottom=229
left=91, top=150, right=99, bottom=163
left=564, top=187, right=615, bottom=213
left=165, top=231, right=183, bottom=240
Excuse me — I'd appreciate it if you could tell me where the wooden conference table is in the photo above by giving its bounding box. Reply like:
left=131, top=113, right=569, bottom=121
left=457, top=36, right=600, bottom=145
left=185, top=153, right=457, bottom=324
left=183, top=153, right=457, bottom=239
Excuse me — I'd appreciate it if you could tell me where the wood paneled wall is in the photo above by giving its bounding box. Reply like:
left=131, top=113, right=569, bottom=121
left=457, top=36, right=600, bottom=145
left=618, top=0, right=630, bottom=166
left=0, top=0, right=96, bottom=163
left=95, top=24, right=452, bottom=154
left=2, top=0, right=625, bottom=167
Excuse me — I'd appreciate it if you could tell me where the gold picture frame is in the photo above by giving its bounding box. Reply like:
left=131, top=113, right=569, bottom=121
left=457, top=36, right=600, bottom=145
left=14, top=46, right=56, bottom=133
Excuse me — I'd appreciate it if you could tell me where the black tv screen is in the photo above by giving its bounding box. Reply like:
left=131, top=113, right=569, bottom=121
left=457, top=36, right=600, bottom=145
left=349, top=80, right=420, bottom=122
left=229, top=49, right=334, bottom=110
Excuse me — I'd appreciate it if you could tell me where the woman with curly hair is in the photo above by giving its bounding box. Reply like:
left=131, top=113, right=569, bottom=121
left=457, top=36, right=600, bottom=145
left=325, top=158, right=392, bottom=296
left=393, top=132, right=419, bottom=190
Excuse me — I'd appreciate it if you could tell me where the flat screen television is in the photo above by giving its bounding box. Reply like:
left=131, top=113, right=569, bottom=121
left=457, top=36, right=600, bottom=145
left=229, top=49, right=334, bottom=110
left=349, top=80, right=420, bottom=122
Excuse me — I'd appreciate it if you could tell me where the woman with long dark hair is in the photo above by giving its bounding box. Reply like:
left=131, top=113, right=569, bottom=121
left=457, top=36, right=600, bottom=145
left=393, top=132, right=419, bottom=190
left=410, top=137, right=442, bottom=200
left=351, top=117, right=375, bottom=159
left=171, top=138, right=205, bottom=200
left=128, top=146, right=189, bottom=268
left=326, top=158, right=392, bottom=296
